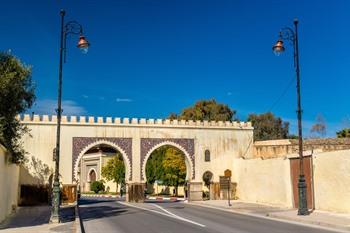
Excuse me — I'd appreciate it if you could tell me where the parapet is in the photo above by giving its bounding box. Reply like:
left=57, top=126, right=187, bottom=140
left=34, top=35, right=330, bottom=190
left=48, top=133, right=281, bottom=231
left=18, top=114, right=253, bottom=129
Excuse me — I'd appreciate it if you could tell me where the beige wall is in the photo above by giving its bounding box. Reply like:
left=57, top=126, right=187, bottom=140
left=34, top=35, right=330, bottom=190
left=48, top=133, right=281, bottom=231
left=254, top=138, right=350, bottom=159
left=234, top=149, right=350, bottom=213
left=234, top=157, right=293, bottom=207
left=313, top=150, right=350, bottom=213
left=20, top=115, right=253, bottom=186
left=0, top=145, right=20, bottom=223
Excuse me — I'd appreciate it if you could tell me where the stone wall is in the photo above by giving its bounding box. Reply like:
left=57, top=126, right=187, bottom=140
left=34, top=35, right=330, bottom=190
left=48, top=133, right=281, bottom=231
left=313, top=149, right=350, bottom=213
left=19, top=114, right=253, bottom=186
left=234, top=157, right=293, bottom=207
left=253, top=138, right=350, bottom=159
left=0, top=144, right=20, bottom=223
left=235, top=148, right=350, bottom=213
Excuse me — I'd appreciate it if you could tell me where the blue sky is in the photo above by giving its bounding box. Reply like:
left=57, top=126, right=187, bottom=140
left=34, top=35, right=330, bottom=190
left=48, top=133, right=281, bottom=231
left=1, top=0, right=349, bottom=137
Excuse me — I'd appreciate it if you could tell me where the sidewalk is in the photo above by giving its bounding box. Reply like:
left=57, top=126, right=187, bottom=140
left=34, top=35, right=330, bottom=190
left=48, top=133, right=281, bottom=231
left=0, top=205, right=76, bottom=233
left=188, top=200, right=350, bottom=232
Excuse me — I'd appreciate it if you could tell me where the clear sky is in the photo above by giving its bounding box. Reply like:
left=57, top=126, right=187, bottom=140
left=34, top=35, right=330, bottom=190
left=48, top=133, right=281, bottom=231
left=1, top=0, right=349, bottom=137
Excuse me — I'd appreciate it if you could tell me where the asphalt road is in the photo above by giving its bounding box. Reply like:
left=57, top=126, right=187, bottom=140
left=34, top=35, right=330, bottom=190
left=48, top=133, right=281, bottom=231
left=79, top=197, right=340, bottom=233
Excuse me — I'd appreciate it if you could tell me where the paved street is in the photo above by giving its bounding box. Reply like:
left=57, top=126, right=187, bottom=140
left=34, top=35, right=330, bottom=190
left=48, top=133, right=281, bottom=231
left=79, top=197, right=342, bottom=233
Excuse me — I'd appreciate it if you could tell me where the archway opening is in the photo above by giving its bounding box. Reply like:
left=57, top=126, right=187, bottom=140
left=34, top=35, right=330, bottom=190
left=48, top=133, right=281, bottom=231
left=88, top=169, right=96, bottom=182
left=78, top=144, right=126, bottom=195
left=145, top=145, right=188, bottom=197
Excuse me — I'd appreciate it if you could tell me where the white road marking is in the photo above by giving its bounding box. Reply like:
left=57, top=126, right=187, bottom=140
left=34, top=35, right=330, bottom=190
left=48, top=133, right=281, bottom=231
left=118, top=201, right=206, bottom=228
left=151, top=203, right=180, bottom=218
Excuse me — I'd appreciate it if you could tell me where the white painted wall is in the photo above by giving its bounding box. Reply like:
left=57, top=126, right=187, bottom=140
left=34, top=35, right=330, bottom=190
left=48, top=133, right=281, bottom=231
left=313, top=150, right=350, bottom=213
left=0, top=145, right=20, bottom=223
left=234, top=157, right=293, bottom=207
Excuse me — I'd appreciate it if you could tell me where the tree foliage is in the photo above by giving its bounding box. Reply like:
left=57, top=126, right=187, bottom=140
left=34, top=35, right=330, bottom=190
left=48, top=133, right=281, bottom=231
left=247, top=112, right=289, bottom=141
left=169, top=99, right=236, bottom=121
left=202, top=171, right=213, bottom=189
left=0, top=52, right=35, bottom=163
left=90, top=180, right=105, bottom=194
left=146, top=146, right=187, bottom=196
left=336, top=128, right=350, bottom=138
left=101, top=153, right=125, bottom=192
left=146, top=146, right=167, bottom=185
left=162, top=147, right=186, bottom=196
left=310, top=114, right=327, bottom=138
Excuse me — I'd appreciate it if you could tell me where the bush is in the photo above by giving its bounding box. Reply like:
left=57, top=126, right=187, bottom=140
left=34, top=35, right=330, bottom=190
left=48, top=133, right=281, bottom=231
left=90, top=181, right=105, bottom=194
left=202, top=191, right=210, bottom=199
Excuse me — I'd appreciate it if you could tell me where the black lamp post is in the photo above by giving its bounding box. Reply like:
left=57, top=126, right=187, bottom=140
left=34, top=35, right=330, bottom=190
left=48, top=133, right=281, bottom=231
left=50, top=9, right=90, bottom=223
left=272, top=19, right=309, bottom=216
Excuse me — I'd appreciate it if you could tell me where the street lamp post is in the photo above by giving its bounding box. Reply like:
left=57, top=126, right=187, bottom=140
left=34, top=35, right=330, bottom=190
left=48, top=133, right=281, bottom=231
left=272, top=19, right=309, bottom=216
left=50, top=9, right=90, bottom=223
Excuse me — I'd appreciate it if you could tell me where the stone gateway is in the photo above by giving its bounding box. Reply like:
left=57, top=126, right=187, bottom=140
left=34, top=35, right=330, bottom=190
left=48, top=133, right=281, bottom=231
left=19, top=114, right=253, bottom=202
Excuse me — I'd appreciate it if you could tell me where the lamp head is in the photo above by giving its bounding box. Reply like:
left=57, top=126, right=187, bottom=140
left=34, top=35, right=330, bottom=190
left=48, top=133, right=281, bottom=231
left=272, top=39, right=285, bottom=56
left=77, top=35, right=90, bottom=54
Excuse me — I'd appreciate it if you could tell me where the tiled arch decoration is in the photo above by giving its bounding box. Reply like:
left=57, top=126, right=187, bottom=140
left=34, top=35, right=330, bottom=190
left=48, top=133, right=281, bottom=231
left=140, top=138, right=195, bottom=180
left=72, top=137, right=132, bottom=180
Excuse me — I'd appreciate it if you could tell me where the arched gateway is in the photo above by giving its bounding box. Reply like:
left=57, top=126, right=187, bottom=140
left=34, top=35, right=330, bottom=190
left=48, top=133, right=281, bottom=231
left=19, top=114, right=253, bottom=202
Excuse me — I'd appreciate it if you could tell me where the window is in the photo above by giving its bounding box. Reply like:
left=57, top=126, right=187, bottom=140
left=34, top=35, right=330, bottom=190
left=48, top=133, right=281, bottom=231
left=205, top=149, right=210, bottom=162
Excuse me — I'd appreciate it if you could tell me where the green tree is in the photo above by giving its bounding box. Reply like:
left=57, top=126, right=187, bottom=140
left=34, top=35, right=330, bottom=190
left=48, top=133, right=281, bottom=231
left=101, top=154, right=125, bottom=193
left=247, top=112, right=289, bottom=141
left=0, top=52, right=35, bottom=163
left=162, top=147, right=186, bottom=196
left=145, top=146, right=167, bottom=185
left=336, top=128, right=350, bottom=138
left=169, top=99, right=236, bottom=121
left=310, top=114, right=327, bottom=138
left=202, top=171, right=213, bottom=189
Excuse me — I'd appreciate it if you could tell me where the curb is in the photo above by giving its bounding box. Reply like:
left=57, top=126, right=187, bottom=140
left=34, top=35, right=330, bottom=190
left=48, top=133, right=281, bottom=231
left=75, top=204, right=85, bottom=233
left=267, top=212, right=350, bottom=232
left=81, top=194, right=118, bottom=198
left=147, top=196, right=185, bottom=201
left=186, top=202, right=349, bottom=233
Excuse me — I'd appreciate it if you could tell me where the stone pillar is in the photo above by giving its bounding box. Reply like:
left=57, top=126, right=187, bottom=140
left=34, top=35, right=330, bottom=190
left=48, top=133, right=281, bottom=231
left=126, top=183, right=145, bottom=202
left=188, top=182, right=203, bottom=201
left=85, top=182, right=91, bottom=192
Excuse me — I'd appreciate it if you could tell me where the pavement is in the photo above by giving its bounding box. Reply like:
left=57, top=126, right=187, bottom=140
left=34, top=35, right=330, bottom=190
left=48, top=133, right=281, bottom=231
left=78, top=196, right=347, bottom=233
left=188, top=200, right=350, bottom=232
left=0, top=205, right=76, bottom=233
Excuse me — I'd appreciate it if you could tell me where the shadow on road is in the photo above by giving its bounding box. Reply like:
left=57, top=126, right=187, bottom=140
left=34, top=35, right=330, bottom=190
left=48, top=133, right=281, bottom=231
left=0, top=205, right=75, bottom=230
left=79, top=198, right=185, bottom=223
left=79, top=198, right=117, bottom=205
left=78, top=198, right=129, bottom=222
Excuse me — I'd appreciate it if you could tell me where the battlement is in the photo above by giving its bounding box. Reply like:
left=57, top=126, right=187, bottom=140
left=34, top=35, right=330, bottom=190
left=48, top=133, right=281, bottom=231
left=18, top=114, right=252, bottom=129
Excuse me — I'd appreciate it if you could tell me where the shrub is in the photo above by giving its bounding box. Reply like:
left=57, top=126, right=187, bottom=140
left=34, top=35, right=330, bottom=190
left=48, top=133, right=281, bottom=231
left=90, top=181, right=105, bottom=194
left=202, top=191, right=210, bottom=199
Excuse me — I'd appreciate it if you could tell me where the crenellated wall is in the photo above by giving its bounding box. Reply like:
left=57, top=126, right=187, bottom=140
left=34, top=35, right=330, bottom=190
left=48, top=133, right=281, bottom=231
left=18, top=114, right=252, bottom=128
left=253, top=138, right=350, bottom=159
left=19, top=114, right=253, bottom=196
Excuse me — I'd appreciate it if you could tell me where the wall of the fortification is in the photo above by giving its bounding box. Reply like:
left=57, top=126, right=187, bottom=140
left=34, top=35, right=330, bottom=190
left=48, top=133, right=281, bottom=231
left=253, top=138, right=350, bottom=159
left=313, top=150, right=350, bottom=213
left=234, top=157, right=293, bottom=207
left=234, top=149, right=350, bottom=213
left=0, top=145, right=20, bottom=223
left=20, top=115, right=253, bottom=185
